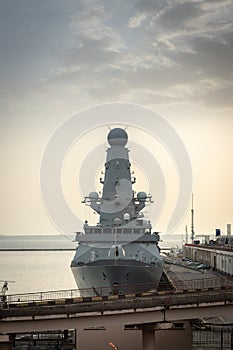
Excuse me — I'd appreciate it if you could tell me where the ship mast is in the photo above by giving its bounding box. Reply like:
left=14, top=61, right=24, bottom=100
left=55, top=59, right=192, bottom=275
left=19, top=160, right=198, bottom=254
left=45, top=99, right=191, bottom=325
left=86, top=128, right=149, bottom=228
left=191, top=193, right=195, bottom=243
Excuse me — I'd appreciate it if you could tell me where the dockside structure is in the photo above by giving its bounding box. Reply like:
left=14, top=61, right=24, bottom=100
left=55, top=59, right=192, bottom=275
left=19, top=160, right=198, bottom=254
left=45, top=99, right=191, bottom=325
left=184, top=243, right=233, bottom=276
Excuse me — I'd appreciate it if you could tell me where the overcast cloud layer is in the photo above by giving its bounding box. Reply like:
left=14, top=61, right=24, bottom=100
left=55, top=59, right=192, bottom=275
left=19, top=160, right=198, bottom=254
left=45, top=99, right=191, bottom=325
left=1, top=0, right=233, bottom=236
left=0, top=0, right=233, bottom=110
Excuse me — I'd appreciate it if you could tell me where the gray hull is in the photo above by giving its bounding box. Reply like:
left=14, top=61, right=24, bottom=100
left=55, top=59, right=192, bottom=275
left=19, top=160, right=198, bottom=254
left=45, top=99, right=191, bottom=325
left=71, top=259, right=163, bottom=297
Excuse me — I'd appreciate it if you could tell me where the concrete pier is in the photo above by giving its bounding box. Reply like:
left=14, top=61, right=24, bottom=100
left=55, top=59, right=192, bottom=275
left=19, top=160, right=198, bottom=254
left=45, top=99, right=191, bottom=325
left=142, top=328, right=155, bottom=350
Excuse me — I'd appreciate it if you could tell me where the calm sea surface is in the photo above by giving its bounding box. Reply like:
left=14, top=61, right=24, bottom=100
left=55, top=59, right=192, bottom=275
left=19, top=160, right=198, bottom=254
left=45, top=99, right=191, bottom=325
left=0, top=234, right=182, bottom=295
left=0, top=251, right=77, bottom=295
left=0, top=235, right=77, bottom=295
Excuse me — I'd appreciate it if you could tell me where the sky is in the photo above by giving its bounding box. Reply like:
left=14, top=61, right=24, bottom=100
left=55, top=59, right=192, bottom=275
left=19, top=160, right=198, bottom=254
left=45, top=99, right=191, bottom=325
left=1, top=0, right=233, bottom=241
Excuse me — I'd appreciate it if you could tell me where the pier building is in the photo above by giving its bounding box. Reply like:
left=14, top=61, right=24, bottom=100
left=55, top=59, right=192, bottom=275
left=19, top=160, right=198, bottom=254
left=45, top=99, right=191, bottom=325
left=184, top=243, right=233, bottom=276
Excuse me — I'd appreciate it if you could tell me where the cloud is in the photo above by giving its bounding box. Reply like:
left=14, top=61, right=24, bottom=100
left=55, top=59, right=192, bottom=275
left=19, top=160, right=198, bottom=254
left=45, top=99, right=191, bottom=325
left=174, top=35, right=233, bottom=82
left=201, top=85, right=233, bottom=108
left=134, top=0, right=169, bottom=14
left=69, top=5, right=124, bottom=50
left=61, top=38, right=121, bottom=69
left=56, top=3, right=125, bottom=72
left=156, top=2, right=206, bottom=32
left=128, top=12, right=146, bottom=28
left=1, top=0, right=233, bottom=111
left=0, top=0, right=77, bottom=90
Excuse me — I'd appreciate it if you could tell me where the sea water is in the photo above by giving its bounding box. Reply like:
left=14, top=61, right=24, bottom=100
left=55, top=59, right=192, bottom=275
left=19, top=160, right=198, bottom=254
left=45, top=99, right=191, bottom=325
left=0, top=235, right=77, bottom=295
left=0, top=250, right=78, bottom=295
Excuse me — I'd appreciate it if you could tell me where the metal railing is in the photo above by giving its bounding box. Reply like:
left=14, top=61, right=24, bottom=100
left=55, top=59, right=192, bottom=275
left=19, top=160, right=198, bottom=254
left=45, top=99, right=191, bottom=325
left=168, top=276, right=232, bottom=290
left=1, top=282, right=233, bottom=320
left=4, top=277, right=233, bottom=306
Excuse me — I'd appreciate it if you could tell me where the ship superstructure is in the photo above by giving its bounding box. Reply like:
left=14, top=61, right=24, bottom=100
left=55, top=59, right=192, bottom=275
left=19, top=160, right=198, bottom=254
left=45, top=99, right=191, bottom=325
left=71, top=128, right=163, bottom=296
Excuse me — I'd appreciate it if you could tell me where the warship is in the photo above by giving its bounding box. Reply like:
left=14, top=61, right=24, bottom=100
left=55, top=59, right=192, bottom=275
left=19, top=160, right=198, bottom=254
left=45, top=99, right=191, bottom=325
left=71, top=127, right=163, bottom=296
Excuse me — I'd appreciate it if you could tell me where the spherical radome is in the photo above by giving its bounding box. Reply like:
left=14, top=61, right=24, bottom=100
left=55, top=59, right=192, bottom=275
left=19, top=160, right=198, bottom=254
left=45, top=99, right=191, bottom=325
left=107, top=128, right=128, bottom=146
left=137, top=191, right=147, bottom=202
left=89, top=192, right=99, bottom=201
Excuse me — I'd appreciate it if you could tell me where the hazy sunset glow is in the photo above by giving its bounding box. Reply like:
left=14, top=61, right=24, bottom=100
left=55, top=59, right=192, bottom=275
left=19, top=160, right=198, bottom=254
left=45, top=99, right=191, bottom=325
left=1, top=1, right=233, bottom=240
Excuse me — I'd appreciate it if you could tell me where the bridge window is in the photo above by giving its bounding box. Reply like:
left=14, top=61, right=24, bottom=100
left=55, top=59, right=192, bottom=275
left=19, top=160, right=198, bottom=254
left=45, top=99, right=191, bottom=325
left=134, top=229, right=142, bottom=234
left=124, top=228, right=132, bottom=234
left=103, top=228, right=112, bottom=234
left=94, top=228, right=101, bottom=234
